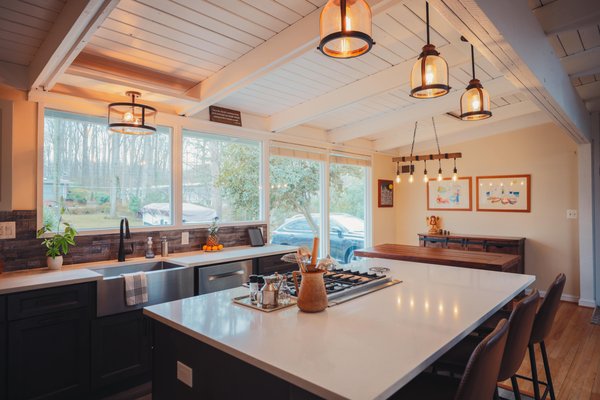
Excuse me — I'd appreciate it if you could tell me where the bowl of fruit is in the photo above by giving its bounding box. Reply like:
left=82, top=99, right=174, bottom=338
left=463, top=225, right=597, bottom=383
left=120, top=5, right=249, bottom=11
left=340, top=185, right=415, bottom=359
left=203, top=244, right=224, bottom=252
left=203, top=217, right=224, bottom=251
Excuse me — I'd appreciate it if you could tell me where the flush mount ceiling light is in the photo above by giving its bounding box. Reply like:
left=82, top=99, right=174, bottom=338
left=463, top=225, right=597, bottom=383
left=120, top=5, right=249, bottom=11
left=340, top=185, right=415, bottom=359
left=460, top=36, right=492, bottom=121
left=393, top=118, right=462, bottom=184
left=318, top=0, right=374, bottom=59
left=108, top=91, right=157, bottom=135
left=410, top=2, right=450, bottom=99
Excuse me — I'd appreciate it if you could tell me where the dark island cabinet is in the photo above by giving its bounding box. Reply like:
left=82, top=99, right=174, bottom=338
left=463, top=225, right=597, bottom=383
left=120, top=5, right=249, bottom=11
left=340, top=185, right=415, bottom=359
left=254, top=254, right=297, bottom=275
left=1, top=296, right=6, bottom=400
left=91, top=310, right=152, bottom=390
left=5, top=284, right=92, bottom=400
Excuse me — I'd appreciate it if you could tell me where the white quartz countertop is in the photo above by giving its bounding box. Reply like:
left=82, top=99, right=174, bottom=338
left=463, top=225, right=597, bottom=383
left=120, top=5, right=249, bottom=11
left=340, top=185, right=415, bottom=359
left=167, top=244, right=297, bottom=267
left=143, top=258, right=534, bottom=400
left=0, top=244, right=296, bottom=295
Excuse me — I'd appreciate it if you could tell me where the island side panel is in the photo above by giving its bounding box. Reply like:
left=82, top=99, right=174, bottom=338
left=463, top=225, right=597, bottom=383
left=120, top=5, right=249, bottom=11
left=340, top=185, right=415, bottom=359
left=152, top=322, right=322, bottom=400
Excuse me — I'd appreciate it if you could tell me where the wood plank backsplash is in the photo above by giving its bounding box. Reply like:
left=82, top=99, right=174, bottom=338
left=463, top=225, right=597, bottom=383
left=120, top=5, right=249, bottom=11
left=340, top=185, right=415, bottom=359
left=0, top=210, right=267, bottom=272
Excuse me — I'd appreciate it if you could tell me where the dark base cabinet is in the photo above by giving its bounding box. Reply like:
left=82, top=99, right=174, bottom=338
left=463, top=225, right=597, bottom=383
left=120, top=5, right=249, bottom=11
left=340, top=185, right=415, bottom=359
left=7, top=307, right=90, bottom=400
left=91, top=310, right=152, bottom=390
left=1, top=295, right=6, bottom=400
left=153, top=322, right=321, bottom=400
left=254, top=254, right=297, bottom=275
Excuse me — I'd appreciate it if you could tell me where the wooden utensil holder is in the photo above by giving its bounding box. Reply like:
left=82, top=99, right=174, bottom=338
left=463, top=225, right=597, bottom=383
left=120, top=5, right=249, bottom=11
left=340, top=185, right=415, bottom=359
left=292, top=270, right=328, bottom=313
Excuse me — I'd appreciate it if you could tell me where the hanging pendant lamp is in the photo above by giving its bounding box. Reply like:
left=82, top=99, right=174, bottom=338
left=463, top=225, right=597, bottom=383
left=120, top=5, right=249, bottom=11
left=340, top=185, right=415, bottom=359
left=410, top=2, right=450, bottom=99
left=460, top=37, right=492, bottom=121
left=108, top=91, right=157, bottom=135
left=319, top=0, right=374, bottom=59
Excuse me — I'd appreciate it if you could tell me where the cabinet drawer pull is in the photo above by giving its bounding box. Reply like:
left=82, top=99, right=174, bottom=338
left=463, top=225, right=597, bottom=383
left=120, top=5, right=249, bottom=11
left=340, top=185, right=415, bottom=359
left=208, top=270, right=244, bottom=281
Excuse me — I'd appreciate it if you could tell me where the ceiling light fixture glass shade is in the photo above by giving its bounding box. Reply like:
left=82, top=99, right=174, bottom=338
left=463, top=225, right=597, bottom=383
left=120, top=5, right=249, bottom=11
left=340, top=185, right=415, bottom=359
left=108, top=91, right=157, bottom=135
left=319, top=0, right=374, bottom=59
left=410, top=2, right=450, bottom=98
left=460, top=39, right=492, bottom=121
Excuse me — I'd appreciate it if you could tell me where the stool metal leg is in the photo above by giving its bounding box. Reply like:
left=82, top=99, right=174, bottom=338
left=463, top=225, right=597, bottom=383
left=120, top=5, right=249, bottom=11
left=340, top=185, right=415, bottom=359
left=511, top=375, right=522, bottom=400
left=540, top=341, right=556, bottom=400
left=529, top=343, right=542, bottom=400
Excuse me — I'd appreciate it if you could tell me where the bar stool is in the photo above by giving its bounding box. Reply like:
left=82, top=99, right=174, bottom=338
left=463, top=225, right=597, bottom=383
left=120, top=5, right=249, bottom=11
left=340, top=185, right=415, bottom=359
left=390, top=319, right=509, bottom=400
left=434, top=290, right=540, bottom=400
left=515, top=273, right=565, bottom=400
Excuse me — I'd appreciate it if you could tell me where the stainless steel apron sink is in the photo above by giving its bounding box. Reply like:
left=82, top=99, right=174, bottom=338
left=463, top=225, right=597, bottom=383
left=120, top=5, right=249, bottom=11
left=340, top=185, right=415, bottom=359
left=90, top=261, right=194, bottom=317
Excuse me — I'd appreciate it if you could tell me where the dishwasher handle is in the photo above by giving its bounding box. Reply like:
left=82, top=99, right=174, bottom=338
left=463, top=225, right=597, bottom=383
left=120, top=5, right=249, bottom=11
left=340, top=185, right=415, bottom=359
left=208, top=270, right=245, bottom=281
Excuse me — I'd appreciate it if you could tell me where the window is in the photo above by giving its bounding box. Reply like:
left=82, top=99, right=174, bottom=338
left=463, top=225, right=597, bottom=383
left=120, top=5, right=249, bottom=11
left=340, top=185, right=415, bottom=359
left=43, top=110, right=172, bottom=230
left=269, top=146, right=324, bottom=255
left=182, top=130, right=261, bottom=223
left=329, top=157, right=369, bottom=264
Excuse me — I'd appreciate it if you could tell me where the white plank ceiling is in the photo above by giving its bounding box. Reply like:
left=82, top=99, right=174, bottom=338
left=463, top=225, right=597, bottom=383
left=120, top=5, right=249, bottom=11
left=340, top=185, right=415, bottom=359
left=530, top=0, right=600, bottom=112
left=10, top=0, right=597, bottom=151
left=0, top=0, right=67, bottom=66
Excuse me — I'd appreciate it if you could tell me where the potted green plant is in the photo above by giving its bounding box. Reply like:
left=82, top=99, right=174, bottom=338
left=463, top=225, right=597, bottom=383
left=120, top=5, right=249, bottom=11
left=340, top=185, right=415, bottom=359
left=36, top=208, right=77, bottom=270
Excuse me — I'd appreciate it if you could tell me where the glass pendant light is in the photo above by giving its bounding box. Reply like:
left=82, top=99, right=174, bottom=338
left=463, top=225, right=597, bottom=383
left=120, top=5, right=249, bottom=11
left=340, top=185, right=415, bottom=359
left=410, top=2, right=450, bottom=99
left=460, top=38, right=492, bottom=120
left=319, top=0, right=374, bottom=59
left=396, top=162, right=401, bottom=183
left=108, top=91, right=157, bottom=135
left=423, top=160, right=429, bottom=183
left=452, top=158, right=458, bottom=181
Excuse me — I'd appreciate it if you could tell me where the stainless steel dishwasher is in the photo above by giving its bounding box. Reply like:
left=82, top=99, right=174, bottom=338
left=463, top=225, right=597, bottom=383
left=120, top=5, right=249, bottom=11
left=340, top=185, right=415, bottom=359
left=197, top=260, right=253, bottom=294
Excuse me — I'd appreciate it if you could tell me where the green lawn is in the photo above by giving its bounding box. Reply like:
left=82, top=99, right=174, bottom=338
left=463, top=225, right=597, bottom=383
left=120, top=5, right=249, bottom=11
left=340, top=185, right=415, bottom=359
left=63, top=213, right=144, bottom=230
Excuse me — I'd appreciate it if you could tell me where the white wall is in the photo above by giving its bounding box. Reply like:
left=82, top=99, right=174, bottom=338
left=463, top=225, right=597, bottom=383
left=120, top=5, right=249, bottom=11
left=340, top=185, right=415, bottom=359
left=371, top=153, right=397, bottom=245
left=394, top=123, right=581, bottom=299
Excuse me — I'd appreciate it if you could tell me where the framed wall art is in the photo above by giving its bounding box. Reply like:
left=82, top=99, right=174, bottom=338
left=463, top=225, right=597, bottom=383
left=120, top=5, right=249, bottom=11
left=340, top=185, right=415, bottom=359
left=377, top=179, right=394, bottom=207
left=427, top=177, right=472, bottom=211
left=476, top=175, right=531, bottom=212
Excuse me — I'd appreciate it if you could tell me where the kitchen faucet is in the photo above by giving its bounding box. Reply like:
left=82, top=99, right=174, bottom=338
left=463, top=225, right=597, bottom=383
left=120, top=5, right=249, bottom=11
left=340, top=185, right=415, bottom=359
left=118, top=218, right=134, bottom=262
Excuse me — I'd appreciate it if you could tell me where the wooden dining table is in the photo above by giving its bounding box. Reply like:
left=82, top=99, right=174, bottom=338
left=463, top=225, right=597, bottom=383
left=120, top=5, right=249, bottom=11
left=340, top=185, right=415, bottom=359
left=354, top=243, right=521, bottom=273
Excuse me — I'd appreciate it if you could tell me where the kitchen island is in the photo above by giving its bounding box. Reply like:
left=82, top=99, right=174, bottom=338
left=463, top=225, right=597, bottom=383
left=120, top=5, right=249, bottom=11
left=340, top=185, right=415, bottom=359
left=144, top=258, right=534, bottom=400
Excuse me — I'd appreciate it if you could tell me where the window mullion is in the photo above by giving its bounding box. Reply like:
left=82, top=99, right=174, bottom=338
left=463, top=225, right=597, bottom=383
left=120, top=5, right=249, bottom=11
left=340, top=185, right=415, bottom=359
left=172, top=123, right=183, bottom=228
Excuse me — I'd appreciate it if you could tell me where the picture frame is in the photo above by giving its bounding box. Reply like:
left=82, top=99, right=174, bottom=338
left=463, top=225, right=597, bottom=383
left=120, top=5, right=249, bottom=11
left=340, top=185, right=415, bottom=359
left=427, top=177, right=472, bottom=211
left=377, top=179, right=394, bottom=207
left=476, top=175, right=531, bottom=212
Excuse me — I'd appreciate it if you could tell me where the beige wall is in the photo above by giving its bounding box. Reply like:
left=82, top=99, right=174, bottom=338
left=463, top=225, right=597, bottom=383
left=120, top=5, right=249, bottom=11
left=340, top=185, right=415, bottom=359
left=371, top=153, right=397, bottom=245
left=394, top=123, right=580, bottom=298
left=0, top=85, right=37, bottom=210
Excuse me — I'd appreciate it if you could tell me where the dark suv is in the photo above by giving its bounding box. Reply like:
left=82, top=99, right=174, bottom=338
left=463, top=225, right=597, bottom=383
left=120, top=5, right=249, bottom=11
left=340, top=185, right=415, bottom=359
left=270, top=214, right=365, bottom=264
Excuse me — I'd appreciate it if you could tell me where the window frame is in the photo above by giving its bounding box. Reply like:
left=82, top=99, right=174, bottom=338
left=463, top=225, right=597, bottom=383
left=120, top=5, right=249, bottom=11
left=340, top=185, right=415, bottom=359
left=36, top=98, right=372, bottom=252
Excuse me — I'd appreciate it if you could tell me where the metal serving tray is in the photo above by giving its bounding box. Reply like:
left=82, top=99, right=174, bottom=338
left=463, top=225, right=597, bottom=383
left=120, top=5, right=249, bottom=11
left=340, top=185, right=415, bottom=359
left=232, top=295, right=297, bottom=313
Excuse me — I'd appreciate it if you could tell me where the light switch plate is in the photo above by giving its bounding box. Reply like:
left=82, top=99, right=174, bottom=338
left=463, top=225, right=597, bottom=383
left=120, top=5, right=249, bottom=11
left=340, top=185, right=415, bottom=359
left=181, top=231, right=189, bottom=245
left=567, top=209, right=578, bottom=219
left=176, top=361, right=193, bottom=387
left=0, top=222, right=16, bottom=239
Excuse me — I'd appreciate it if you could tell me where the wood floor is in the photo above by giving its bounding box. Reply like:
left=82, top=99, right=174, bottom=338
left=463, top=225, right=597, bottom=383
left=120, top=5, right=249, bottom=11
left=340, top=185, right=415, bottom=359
left=500, top=302, right=600, bottom=400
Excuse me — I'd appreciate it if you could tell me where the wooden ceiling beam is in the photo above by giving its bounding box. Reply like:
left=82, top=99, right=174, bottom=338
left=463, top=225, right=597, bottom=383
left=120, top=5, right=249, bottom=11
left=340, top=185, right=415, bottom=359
left=179, top=0, right=401, bottom=117
left=328, top=76, right=517, bottom=143
left=532, top=0, right=600, bottom=35
left=374, top=101, right=545, bottom=151
left=576, top=81, right=600, bottom=102
left=429, top=0, right=592, bottom=143
left=28, top=0, right=118, bottom=91
left=561, top=47, right=600, bottom=79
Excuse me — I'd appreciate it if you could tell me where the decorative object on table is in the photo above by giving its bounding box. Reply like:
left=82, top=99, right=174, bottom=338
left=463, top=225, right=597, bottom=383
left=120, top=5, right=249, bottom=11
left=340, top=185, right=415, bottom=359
left=476, top=175, right=531, bottom=212
left=426, top=215, right=441, bottom=234
left=203, top=216, right=224, bottom=251
left=108, top=91, right=157, bottom=135
left=378, top=179, right=394, bottom=207
left=410, top=2, right=450, bottom=99
left=459, top=36, right=492, bottom=121
left=260, top=275, right=281, bottom=309
left=248, top=227, right=265, bottom=247
left=36, top=207, right=77, bottom=270
left=393, top=119, right=462, bottom=185
left=317, top=255, right=338, bottom=271
left=292, top=269, right=328, bottom=313
left=427, top=177, right=472, bottom=211
left=318, top=0, right=374, bottom=59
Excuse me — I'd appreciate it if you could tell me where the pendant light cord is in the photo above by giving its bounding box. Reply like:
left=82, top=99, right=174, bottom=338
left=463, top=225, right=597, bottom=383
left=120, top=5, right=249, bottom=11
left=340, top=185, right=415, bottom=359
left=425, top=2, right=430, bottom=44
left=432, top=117, right=442, bottom=169
left=409, top=121, right=418, bottom=170
left=471, top=44, right=475, bottom=80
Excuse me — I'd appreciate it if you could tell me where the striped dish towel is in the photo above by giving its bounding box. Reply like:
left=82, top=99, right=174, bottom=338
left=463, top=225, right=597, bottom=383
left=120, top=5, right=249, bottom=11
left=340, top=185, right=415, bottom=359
left=122, top=272, right=149, bottom=306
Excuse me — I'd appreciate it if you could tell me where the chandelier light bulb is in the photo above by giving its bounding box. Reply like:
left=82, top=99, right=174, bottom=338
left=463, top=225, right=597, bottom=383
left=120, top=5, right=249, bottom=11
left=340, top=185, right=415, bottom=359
left=452, top=170, right=458, bottom=182
left=437, top=168, right=443, bottom=181
left=423, top=174, right=429, bottom=183
left=396, top=174, right=401, bottom=183
left=409, top=173, right=414, bottom=184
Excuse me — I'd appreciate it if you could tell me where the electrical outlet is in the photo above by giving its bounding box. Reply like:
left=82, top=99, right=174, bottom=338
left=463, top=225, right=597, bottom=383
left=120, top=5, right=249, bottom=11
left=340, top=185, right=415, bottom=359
left=566, top=209, right=578, bottom=219
left=181, top=231, right=189, bottom=245
left=176, top=361, right=193, bottom=387
left=0, top=222, right=16, bottom=239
